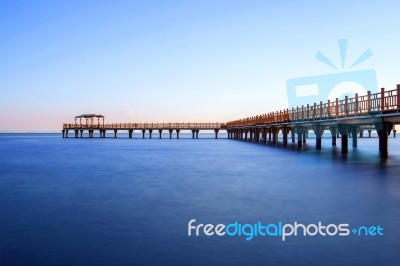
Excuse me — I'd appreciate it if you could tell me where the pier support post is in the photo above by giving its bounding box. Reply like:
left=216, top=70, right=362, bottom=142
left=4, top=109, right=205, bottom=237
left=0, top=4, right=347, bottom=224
left=74, top=130, right=78, bottom=138
left=66, top=130, right=69, bottom=138
left=62, top=130, right=65, bottom=138
left=214, top=129, right=219, bottom=139
left=129, top=130, right=133, bottom=138
left=342, top=135, right=348, bottom=153
left=338, top=125, right=349, bottom=154
left=272, top=128, right=278, bottom=144
left=244, top=130, right=248, bottom=141
left=368, top=130, right=372, bottom=138
left=249, top=129, right=253, bottom=142
left=393, top=130, right=397, bottom=138
left=80, top=130, right=84, bottom=138
left=282, top=127, right=288, bottom=146
left=262, top=129, right=266, bottom=143
left=360, top=130, right=364, bottom=138
left=302, top=129, right=307, bottom=143
left=192, top=129, right=195, bottom=139
left=149, top=129, right=153, bottom=139
left=268, top=128, right=272, bottom=141
left=176, top=130, right=180, bottom=139
left=296, top=127, right=303, bottom=148
left=330, top=127, right=337, bottom=146
left=114, top=130, right=117, bottom=138
left=291, top=127, right=295, bottom=143
left=103, top=130, right=106, bottom=138
left=375, top=122, right=393, bottom=159
left=352, top=126, right=358, bottom=148
left=196, top=130, right=199, bottom=139
left=169, top=129, right=173, bottom=139
left=313, top=125, right=325, bottom=150
left=142, top=130, right=145, bottom=139
left=159, top=130, right=162, bottom=138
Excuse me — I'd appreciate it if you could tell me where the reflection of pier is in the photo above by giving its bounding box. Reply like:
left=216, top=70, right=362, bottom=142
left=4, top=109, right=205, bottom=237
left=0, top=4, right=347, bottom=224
left=63, top=117, right=226, bottom=139
left=226, top=86, right=400, bottom=158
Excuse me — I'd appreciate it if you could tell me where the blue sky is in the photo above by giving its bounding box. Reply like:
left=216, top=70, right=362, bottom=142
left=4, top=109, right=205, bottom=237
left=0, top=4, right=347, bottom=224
left=1, top=0, right=399, bottom=131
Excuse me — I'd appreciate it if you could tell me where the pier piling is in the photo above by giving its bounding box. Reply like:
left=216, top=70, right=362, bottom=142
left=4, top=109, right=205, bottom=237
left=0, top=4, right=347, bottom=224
left=352, top=126, right=358, bottom=148
left=376, top=122, right=393, bottom=159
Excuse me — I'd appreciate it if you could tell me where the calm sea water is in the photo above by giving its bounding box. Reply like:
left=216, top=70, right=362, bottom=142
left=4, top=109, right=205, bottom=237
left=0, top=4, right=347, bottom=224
left=0, top=133, right=400, bottom=266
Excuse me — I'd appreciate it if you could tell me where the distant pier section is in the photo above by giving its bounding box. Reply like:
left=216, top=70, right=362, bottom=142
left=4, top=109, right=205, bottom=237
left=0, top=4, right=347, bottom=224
left=63, top=115, right=226, bottom=139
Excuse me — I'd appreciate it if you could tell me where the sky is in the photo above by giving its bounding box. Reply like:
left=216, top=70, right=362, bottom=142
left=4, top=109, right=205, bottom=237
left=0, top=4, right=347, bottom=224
left=1, top=0, right=399, bottom=131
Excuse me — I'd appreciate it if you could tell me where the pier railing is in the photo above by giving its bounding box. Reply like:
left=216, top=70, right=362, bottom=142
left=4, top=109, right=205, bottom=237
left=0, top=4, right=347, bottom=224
left=63, top=122, right=226, bottom=129
left=227, top=86, right=400, bottom=127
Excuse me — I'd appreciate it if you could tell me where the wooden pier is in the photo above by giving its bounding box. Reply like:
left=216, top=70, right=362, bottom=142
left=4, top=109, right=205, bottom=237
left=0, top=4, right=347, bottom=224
left=226, top=85, right=400, bottom=158
left=63, top=121, right=226, bottom=139
left=63, top=84, right=400, bottom=158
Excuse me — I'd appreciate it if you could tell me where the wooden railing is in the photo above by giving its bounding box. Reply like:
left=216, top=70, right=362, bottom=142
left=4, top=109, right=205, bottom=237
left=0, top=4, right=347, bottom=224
left=227, top=86, right=400, bottom=127
left=63, top=122, right=226, bottom=129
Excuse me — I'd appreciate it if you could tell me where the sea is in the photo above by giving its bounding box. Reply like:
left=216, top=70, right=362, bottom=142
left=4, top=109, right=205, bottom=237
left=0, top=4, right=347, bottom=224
left=0, top=132, right=399, bottom=266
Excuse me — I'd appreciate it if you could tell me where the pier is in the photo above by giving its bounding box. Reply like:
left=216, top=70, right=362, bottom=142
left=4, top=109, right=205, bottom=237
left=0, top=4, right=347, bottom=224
left=63, top=84, right=400, bottom=158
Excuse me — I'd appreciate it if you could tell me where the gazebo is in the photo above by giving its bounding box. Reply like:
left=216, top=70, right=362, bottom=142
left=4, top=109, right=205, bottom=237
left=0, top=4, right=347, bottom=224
left=75, top=114, right=104, bottom=127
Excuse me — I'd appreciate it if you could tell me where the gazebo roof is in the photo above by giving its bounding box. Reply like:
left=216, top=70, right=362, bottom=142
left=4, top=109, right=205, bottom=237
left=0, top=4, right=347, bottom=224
left=75, top=114, right=104, bottom=119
